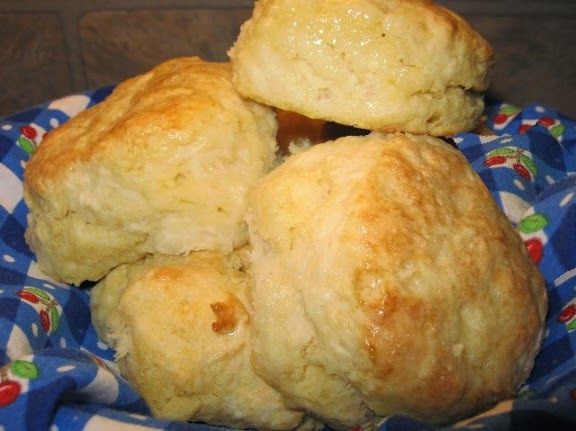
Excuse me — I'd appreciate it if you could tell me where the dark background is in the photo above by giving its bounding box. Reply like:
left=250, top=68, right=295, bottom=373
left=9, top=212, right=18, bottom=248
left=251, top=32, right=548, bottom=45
left=1, top=0, right=575, bottom=118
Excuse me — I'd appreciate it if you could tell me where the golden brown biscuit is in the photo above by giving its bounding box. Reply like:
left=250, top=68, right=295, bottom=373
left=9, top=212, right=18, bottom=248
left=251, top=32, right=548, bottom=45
left=24, top=57, right=278, bottom=284
left=229, top=0, right=493, bottom=136
left=90, top=250, right=307, bottom=430
left=246, top=133, right=547, bottom=428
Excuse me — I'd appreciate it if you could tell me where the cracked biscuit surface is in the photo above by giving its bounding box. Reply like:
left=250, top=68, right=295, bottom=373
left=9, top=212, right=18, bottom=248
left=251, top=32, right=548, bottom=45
left=24, top=57, right=278, bottom=284
left=90, top=249, right=307, bottom=430
left=229, top=0, right=493, bottom=136
left=247, top=133, right=547, bottom=428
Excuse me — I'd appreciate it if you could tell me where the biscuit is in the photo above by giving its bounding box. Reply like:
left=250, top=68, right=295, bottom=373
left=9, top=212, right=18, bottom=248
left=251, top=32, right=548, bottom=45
left=246, top=133, right=547, bottom=427
left=90, top=249, right=306, bottom=430
left=229, top=0, right=493, bottom=136
left=24, top=57, right=278, bottom=284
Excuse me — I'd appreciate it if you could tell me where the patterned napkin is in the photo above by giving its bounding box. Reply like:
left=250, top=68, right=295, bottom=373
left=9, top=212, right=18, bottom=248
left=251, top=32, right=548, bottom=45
left=0, top=92, right=575, bottom=430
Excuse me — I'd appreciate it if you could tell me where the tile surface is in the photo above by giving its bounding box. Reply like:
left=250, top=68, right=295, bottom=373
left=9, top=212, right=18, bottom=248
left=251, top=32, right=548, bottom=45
left=469, top=15, right=576, bottom=116
left=0, top=13, right=72, bottom=117
left=80, top=8, right=251, bottom=88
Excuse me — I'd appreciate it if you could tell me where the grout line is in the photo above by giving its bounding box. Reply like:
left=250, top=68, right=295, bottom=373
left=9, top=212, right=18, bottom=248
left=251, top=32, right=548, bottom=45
left=0, top=0, right=254, bottom=11
left=1, top=1, right=574, bottom=15
left=60, top=6, right=87, bottom=91
left=437, top=1, right=576, bottom=15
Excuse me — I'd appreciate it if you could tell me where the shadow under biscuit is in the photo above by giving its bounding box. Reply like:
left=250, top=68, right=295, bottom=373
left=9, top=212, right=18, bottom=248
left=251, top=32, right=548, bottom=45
left=276, top=109, right=369, bottom=156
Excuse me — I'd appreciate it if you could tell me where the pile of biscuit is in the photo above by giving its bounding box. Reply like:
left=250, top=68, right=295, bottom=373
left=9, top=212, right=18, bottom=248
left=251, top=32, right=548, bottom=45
left=23, top=1, right=548, bottom=430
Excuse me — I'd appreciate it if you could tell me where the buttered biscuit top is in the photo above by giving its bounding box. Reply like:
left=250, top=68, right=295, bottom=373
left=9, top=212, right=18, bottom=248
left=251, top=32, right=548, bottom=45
left=229, top=0, right=493, bottom=136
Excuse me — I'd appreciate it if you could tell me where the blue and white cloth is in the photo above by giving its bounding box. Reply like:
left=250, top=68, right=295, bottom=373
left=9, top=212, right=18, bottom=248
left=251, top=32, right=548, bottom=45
left=0, top=91, right=575, bottom=430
